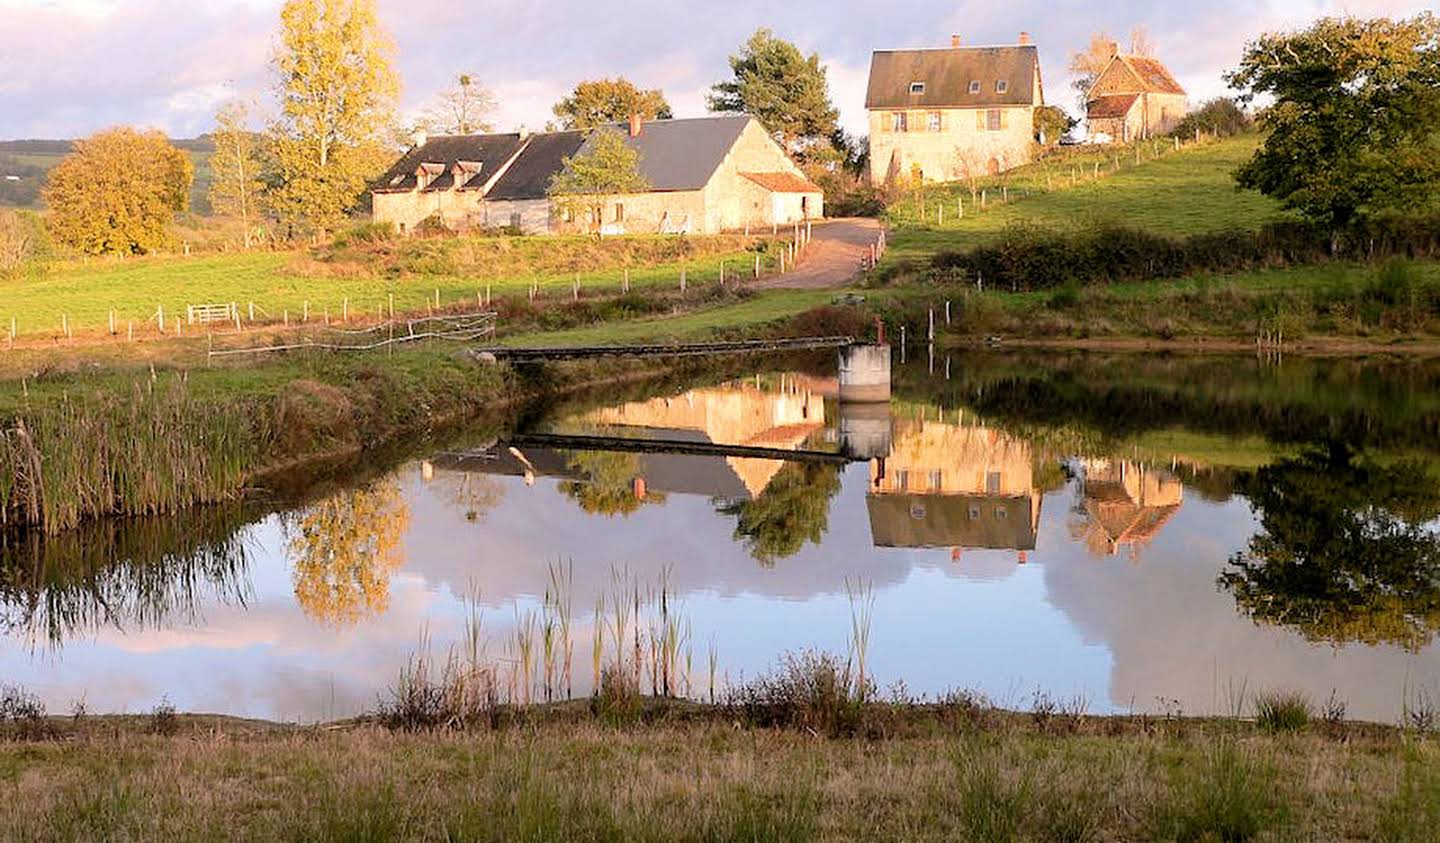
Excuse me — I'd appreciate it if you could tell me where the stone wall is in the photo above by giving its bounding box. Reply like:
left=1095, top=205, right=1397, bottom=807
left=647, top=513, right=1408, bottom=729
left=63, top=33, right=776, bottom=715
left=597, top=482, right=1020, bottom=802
left=702, top=120, right=824, bottom=231
left=867, top=106, right=1037, bottom=184
left=372, top=188, right=486, bottom=234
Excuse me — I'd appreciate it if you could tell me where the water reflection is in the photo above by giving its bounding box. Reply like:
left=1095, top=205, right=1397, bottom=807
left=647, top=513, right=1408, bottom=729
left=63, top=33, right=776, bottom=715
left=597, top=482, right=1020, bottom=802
left=3, top=352, right=1440, bottom=722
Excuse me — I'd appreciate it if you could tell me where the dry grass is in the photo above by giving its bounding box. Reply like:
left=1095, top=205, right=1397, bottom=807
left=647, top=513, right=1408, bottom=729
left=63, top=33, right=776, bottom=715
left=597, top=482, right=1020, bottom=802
left=0, top=712, right=1436, bottom=841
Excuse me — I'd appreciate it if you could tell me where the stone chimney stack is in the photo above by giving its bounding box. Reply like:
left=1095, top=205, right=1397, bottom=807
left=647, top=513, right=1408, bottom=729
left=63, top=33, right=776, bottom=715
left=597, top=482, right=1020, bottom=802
left=1018, top=31, right=1032, bottom=45
left=950, top=34, right=961, bottom=48
left=628, top=113, right=643, bottom=138
left=411, top=129, right=428, bottom=149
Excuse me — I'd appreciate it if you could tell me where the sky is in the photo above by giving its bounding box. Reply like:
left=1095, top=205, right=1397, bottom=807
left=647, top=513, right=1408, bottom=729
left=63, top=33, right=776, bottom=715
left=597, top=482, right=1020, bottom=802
left=0, top=0, right=1427, bottom=140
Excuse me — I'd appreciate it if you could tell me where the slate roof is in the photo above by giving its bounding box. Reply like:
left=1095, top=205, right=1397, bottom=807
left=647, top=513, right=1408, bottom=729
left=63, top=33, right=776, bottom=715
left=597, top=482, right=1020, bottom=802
left=484, top=131, right=586, bottom=201
left=742, top=172, right=822, bottom=193
left=865, top=45, right=1040, bottom=109
left=1087, top=93, right=1139, bottom=120
left=373, top=133, right=524, bottom=193
left=581, top=115, right=753, bottom=192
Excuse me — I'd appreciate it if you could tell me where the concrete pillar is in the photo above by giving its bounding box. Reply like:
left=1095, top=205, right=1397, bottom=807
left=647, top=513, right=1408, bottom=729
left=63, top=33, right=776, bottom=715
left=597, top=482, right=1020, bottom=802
left=838, top=343, right=891, bottom=403
left=838, top=400, right=893, bottom=461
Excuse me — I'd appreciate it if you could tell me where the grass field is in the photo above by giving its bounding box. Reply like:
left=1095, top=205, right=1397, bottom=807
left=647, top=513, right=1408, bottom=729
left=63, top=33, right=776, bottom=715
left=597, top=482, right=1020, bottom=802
left=0, top=235, right=781, bottom=340
left=882, top=135, right=1287, bottom=266
left=1, top=710, right=1436, bottom=841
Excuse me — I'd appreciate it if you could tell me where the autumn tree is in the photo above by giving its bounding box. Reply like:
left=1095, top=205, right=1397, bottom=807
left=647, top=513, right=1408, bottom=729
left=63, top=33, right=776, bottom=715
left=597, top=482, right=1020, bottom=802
left=1068, top=31, right=1119, bottom=107
left=708, top=28, right=839, bottom=156
left=43, top=128, right=192, bottom=256
left=266, top=0, right=400, bottom=236
left=552, top=77, right=671, bottom=130
left=1033, top=105, right=1076, bottom=144
left=208, top=99, right=266, bottom=248
left=1229, top=13, right=1440, bottom=229
left=546, top=128, right=650, bottom=231
left=419, top=73, right=497, bottom=135
left=289, top=481, right=410, bottom=626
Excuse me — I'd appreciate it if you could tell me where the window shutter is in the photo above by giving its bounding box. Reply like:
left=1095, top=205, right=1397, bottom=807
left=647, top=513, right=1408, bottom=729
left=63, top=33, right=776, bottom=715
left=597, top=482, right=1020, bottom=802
left=1000, top=110, right=1009, bottom=130
left=976, top=111, right=985, bottom=130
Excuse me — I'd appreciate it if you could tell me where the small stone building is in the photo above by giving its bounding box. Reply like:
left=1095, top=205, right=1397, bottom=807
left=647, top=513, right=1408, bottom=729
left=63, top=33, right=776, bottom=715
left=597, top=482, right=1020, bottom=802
left=371, top=115, right=822, bottom=235
left=865, top=34, right=1045, bottom=185
left=1085, top=54, right=1188, bottom=142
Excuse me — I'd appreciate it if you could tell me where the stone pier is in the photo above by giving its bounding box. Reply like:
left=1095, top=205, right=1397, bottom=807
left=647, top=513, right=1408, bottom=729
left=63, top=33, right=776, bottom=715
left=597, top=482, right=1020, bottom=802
left=838, top=344, right=891, bottom=403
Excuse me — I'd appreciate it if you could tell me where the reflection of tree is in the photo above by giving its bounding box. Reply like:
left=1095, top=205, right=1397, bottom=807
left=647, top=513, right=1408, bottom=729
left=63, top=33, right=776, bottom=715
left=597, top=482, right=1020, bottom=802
left=432, top=472, right=504, bottom=523
left=288, top=481, right=410, bottom=626
left=1219, top=443, right=1440, bottom=650
left=718, top=461, right=842, bottom=566
left=558, top=450, right=666, bottom=518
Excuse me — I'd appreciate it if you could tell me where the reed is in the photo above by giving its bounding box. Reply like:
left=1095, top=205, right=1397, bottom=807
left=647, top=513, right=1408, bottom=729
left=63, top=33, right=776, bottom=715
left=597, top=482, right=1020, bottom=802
left=846, top=577, right=876, bottom=701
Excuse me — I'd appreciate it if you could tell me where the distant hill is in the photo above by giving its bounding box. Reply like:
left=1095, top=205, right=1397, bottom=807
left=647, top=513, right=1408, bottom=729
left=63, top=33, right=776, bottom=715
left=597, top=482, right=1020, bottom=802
left=0, top=137, right=217, bottom=212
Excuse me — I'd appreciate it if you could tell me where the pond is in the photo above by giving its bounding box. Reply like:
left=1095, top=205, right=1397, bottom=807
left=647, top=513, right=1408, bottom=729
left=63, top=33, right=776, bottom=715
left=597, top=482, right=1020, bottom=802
left=4, top=349, right=1440, bottom=724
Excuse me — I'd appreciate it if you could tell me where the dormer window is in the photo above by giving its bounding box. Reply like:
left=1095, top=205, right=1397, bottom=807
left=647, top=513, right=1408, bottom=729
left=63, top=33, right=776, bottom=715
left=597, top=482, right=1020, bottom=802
left=995, top=80, right=1009, bottom=94
left=415, top=162, right=444, bottom=190
left=453, top=160, right=483, bottom=189
left=909, top=81, right=925, bottom=95
left=968, top=80, right=981, bottom=94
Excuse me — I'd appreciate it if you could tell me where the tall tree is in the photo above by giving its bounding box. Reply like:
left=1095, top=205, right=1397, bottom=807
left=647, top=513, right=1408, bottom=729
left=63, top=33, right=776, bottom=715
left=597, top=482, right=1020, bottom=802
left=208, top=99, right=266, bottom=249
left=552, top=77, right=672, bottom=130
left=289, top=481, right=410, bottom=627
left=420, top=73, right=497, bottom=135
left=717, top=462, right=841, bottom=567
left=1068, top=31, right=1119, bottom=106
left=1228, top=13, right=1440, bottom=229
left=546, top=128, right=650, bottom=232
left=266, top=0, right=400, bottom=235
left=43, top=128, right=192, bottom=256
left=707, top=28, right=839, bottom=155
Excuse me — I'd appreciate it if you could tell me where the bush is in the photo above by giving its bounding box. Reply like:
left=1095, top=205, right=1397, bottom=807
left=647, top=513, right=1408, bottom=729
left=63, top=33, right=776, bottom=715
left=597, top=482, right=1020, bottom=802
left=1172, top=97, right=1253, bottom=139
left=331, top=221, right=395, bottom=249
left=724, top=649, right=871, bottom=737
left=413, top=213, right=454, bottom=238
left=1254, top=690, right=1312, bottom=733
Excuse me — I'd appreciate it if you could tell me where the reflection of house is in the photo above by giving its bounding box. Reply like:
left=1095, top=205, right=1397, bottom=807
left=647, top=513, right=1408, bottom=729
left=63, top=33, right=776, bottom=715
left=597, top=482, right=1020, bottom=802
left=585, top=378, right=828, bottom=498
left=1075, top=459, right=1183, bottom=558
left=866, top=419, right=1042, bottom=554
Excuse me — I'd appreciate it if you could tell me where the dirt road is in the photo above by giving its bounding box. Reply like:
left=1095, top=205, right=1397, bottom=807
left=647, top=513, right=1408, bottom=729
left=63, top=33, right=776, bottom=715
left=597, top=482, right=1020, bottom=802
left=753, top=218, right=882, bottom=289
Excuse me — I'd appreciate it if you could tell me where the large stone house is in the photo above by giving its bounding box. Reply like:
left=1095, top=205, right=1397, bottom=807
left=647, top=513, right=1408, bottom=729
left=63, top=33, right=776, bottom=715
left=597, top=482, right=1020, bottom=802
left=1085, top=53, right=1188, bottom=142
left=865, top=34, right=1045, bottom=185
left=371, top=115, right=823, bottom=235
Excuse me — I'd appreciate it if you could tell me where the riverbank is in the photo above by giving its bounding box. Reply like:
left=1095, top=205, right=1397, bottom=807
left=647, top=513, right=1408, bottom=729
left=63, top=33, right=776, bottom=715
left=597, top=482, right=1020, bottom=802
left=2, top=698, right=1436, bottom=841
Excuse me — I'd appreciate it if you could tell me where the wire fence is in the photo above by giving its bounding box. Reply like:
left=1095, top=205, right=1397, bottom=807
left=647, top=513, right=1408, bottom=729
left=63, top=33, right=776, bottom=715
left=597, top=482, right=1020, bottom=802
left=206, top=311, right=497, bottom=358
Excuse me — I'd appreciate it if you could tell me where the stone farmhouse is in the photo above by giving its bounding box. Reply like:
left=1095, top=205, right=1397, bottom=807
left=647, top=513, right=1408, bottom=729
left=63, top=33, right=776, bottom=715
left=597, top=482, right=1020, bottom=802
left=1085, top=53, right=1188, bottom=142
left=371, top=115, right=822, bottom=236
left=865, top=34, right=1045, bottom=185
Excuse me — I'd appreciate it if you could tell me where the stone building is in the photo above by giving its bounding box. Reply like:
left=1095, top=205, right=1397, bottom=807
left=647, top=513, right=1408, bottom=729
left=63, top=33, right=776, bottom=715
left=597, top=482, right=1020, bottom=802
left=864, top=34, right=1045, bottom=185
left=1085, top=54, right=1188, bottom=142
left=371, top=115, right=822, bottom=235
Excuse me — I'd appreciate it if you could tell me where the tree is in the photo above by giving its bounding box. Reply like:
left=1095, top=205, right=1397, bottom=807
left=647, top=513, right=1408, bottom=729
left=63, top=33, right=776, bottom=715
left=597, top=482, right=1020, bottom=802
left=43, top=128, right=192, bottom=256
left=707, top=28, right=839, bottom=155
left=558, top=449, right=666, bottom=517
left=546, top=128, right=650, bottom=231
left=208, top=100, right=266, bottom=249
left=266, top=0, right=400, bottom=236
left=1218, top=442, right=1440, bottom=650
left=1068, top=31, right=1119, bottom=107
left=289, top=481, right=410, bottom=626
left=1170, top=97, right=1251, bottom=139
left=552, top=77, right=671, bottom=130
left=1033, top=105, right=1076, bottom=144
left=0, top=210, right=42, bottom=274
left=419, top=73, right=497, bottom=135
left=1228, top=14, right=1440, bottom=229
left=717, top=462, right=841, bottom=566
left=1128, top=25, right=1156, bottom=57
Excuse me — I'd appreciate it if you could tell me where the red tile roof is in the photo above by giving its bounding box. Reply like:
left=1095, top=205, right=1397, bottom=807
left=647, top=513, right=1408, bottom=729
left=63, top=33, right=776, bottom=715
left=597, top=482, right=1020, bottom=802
left=1119, top=56, right=1185, bottom=95
left=1087, top=93, right=1139, bottom=120
left=741, top=171, right=822, bottom=193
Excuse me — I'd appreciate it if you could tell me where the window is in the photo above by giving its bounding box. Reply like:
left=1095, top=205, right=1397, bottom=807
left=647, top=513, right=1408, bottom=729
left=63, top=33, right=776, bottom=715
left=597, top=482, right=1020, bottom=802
left=614, top=203, right=624, bottom=222
left=890, top=111, right=908, bottom=132
left=968, top=80, right=981, bottom=94
left=895, top=470, right=910, bottom=490
left=995, top=79, right=1009, bottom=94
left=909, top=81, right=925, bottom=95
left=968, top=504, right=981, bottom=519
left=928, top=469, right=944, bottom=490
left=927, top=111, right=942, bottom=132
left=985, top=109, right=1003, bottom=131
left=986, top=471, right=1002, bottom=494
left=995, top=507, right=1008, bottom=520
left=509, top=212, right=522, bottom=229
left=909, top=503, right=927, bottom=520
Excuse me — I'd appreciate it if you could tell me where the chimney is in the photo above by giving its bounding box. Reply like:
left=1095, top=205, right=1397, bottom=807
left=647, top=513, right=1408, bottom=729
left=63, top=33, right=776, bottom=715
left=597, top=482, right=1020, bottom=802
left=518, top=124, right=530, bottom=139
left=628, top=113, right=643, bottom=138
left=1018, top=31, right=1032, bottom=45
left=950, top=34, right=961, bottom=48
left=411, top=129, right=428, bottom=149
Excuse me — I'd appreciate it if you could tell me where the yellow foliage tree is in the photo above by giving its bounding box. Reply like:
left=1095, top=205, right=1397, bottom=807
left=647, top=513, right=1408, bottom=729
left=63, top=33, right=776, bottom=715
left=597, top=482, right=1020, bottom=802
left=43, top=127, right=192, bottom=255
left=266, top=0, right=400, bottom=236
left=289, top=480, right=410, bottom=626
left=208, top=99, right=266, bottom=249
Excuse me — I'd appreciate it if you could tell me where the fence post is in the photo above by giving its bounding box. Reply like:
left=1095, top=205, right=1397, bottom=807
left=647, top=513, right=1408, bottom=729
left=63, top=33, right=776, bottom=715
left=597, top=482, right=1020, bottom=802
left=108, top=310, right=115, bottom=335
left=719, top=261, right=725, bottom=286
left=486, top=285, right=492, bottom=306
left=9, top=316, right=15, bottom=345
left=753, top=254, right=760, bottom=278
left=573, top=273, right=580, bottom=300
left=938, top=205, right=944, bottom=226
left=342, top=297, right=349, bottom=322
left=388, top=294, right=394, bottom=319
left=127, top=322, right=133, bottom=342
left=928, top=308, right=935, bottom=342
left=61, top=313, right=68, bottom=339
left=249, top=301, right=255, bottom=322
left=680, top=268, right=687, bottom=293
left=284, top=309, right=289, bottom=326
left=303, top=300, right=309, bottom=323
left=623, top=269, right=630, bottom=293
left=434, top=289, right=440, bottom=311
left=945, top=300, right=951, bottom=325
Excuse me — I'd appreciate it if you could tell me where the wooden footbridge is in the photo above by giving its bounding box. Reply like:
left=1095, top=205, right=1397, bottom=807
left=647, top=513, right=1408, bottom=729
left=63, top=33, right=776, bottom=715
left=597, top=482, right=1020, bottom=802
left=500, top=432, right=854, bottom=464
left=469, top=335, right=854, bottom=363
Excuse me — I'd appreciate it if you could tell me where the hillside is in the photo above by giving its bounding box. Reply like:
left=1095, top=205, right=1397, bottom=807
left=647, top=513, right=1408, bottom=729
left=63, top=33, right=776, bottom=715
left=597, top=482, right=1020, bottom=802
left=0, top=138, right=215, bottom=212
left=883, top=135, right=1288, bottom=266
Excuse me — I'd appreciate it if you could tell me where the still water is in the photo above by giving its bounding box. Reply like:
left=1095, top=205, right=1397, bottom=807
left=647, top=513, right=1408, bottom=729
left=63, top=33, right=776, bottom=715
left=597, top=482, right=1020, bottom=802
left=3, top=351, right=1440, bottom=723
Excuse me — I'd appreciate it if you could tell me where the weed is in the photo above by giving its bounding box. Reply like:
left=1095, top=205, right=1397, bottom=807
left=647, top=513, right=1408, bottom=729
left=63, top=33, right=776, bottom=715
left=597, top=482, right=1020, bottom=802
left=1148, top=739, right=1286, bottom=842
left=1254, top=690, right=1311, bottom=733
left=726, top=649, right=870, bottom=737
left=148, top=697, right=177, bottom=736
left=953, top=744, right=1030, bottom=843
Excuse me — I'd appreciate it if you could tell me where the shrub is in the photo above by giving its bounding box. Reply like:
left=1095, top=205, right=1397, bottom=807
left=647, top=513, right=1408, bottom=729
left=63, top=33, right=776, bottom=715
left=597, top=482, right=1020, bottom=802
left=1172, top=97, right=1253, bottom=139
left=1254, top=690, right=1311, bottom=733
left=413, top=213, right=454, bottom=238
left=331, top=221, right=395, bottom=249
left=725, top=649, right=870, bottom=737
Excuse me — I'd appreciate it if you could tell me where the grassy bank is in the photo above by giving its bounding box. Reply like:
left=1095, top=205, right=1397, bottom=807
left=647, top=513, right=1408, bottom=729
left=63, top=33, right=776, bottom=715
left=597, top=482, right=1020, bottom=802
left=2, top=702, right=1437, bottom=841
left=1, top=231, right=784, bottom=341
